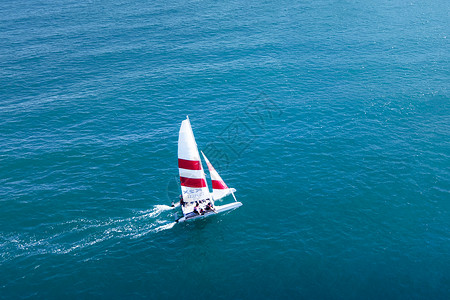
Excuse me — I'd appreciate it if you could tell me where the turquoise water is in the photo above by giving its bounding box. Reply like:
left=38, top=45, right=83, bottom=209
left=1, top=0, right=449, bottom=298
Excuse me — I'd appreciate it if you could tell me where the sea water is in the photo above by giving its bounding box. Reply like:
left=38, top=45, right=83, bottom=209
left=0, top=0, right=449, bottom=298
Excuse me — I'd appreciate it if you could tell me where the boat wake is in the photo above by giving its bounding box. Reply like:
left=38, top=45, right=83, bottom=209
left=0, top=205, right=176, bottom=262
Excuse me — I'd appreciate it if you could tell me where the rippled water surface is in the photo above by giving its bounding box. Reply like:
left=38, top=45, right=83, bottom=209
left=1, top=0, right=449, bottom=298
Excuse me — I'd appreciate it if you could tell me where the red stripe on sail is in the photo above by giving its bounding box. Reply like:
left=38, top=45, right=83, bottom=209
left=212, top=180, right=228, bottom=190
left=180, top=177, right=206, bottom=188
left=178, top=159, right=202, bottom=170
left=205, top=162, right=214, bottom=171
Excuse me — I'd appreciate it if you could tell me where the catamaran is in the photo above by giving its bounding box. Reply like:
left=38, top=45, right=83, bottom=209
left=174, top=116, right=242, bottom=223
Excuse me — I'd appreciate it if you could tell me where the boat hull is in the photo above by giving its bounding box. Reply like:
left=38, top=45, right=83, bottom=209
left=176, top=202, right=243, bottom=223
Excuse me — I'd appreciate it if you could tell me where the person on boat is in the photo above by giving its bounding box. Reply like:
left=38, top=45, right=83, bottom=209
left=206, top=202, right=216, bottom=213
left=194, top=203, right=203, bottom=215
left=179, top=195, right=185, bottom=207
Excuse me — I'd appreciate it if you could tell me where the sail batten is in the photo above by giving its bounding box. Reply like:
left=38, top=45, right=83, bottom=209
left=179, top=168, right=205, bottom=179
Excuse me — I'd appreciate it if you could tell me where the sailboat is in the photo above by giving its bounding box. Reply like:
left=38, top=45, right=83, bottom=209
left=174, top=116, right=243, bottom=223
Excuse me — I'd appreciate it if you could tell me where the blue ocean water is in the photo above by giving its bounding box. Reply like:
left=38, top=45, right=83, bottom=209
left=1, top=0, right=449, bottom=298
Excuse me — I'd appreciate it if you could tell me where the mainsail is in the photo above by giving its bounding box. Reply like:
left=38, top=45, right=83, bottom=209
left=201, top=151, right=236, bottom=201
left=178, top=117, right=210, bottom=203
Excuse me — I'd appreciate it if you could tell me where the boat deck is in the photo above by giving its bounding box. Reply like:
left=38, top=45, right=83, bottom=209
left=176, top=202, right=242, bottom=223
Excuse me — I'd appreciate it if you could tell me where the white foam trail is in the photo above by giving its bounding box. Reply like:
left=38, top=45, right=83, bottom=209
left=130, top=221, right=176, bottom=239
left=0, top=204, right=177, bottom=262
left=154, top=204, right=176, bottom=212
left=154, top=222, right=176, bottom=232
left=131, top=204, right=174, bottom=220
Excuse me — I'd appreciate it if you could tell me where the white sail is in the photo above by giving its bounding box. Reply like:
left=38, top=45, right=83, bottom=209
left=178, top=116, right=210, bottom=204
left=201, top=151, right=236, bottom=201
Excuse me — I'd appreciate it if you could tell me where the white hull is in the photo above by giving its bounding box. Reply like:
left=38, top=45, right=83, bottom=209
left=176, top=202, right=243, bottom=223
